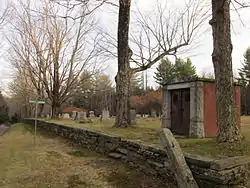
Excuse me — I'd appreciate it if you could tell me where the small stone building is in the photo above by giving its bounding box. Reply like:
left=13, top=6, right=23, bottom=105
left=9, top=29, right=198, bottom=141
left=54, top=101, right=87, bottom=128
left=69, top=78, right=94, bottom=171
left=162, top=78, right=241, bottom=138
left=61, top=107, right=87, bottom=118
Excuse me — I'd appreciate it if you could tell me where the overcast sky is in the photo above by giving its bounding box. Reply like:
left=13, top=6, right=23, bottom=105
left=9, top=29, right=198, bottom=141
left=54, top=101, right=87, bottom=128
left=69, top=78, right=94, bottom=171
left=0, top=0, right=250, bottom=91
left=97, top=0, right=250, bottom=87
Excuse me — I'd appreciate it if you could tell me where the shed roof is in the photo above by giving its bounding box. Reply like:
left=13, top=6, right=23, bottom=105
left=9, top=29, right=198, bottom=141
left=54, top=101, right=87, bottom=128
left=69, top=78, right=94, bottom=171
left=163, top=77, right=242, bottom=86
left=62, top=106, right=87, bottom=113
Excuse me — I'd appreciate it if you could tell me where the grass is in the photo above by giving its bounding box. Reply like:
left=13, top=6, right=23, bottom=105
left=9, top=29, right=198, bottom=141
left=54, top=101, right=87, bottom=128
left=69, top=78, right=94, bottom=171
left=45, top=116, right=250, bottom=159
left=0, top=123, right=174, bottom=188
left=45, top=118, right=162, bottom=145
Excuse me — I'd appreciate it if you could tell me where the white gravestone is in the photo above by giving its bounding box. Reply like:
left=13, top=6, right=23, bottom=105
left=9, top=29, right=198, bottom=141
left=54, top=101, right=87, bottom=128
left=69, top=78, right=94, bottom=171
left=130, top=109, right=136, bottom=125
left=77, top=111, right=87, bottom=120
left=62, top=113, right=70, bottom=119
left=102, top=110, right=109, bottom=121
left=151, top=109, right=157, bottom=118
left=89, top=111, right=95, bottom=118
left=72, top=111, right=77, bottom=120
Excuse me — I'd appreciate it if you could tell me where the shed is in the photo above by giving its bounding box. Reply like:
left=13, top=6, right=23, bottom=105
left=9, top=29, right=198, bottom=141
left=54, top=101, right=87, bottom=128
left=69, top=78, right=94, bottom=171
left=162, top=78, right=241, bottom=138
left=61, top=106, right=87, bottom=116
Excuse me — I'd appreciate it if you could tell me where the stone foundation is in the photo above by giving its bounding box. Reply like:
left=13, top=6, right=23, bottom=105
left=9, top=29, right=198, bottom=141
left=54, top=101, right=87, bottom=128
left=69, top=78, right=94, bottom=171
left=23, top=119, right=250, bottom=187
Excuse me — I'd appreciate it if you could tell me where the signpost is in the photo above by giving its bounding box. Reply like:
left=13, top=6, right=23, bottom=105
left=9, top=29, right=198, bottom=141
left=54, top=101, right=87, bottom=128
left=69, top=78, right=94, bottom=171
left=29, top=100, right=45, bottom=146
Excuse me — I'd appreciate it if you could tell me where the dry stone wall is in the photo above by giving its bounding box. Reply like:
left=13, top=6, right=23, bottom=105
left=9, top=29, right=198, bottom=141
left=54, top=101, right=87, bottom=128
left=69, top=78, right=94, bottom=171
left=23, top=119, right=250, bottom=188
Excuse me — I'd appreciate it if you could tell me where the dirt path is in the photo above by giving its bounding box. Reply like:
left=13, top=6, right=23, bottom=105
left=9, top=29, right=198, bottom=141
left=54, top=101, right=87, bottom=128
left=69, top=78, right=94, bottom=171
left=0, top=124, right=174, bottom=188
left=0, top=124, right=9, bottom=136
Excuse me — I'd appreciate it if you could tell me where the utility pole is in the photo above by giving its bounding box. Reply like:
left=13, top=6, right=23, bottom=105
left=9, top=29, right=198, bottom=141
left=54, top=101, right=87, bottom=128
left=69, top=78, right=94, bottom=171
left=141, top=71, right=145, bottom=91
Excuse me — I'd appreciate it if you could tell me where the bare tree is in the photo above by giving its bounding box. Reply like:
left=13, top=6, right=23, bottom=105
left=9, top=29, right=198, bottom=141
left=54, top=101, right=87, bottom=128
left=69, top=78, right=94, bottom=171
left=200, top=69, right=215, bottom=79
left=7, top=0, right=101, bottom=118
left=209, top=0, right=246, bottom=142
left=114, top=0, right=132, bottom=127
left=50, top=0, right=118, bottom=22
left=8, top=70, right=37, bottom=118
left=113, top=0, right=209, bottom=127
left=0, top=1, right=12, bottom=27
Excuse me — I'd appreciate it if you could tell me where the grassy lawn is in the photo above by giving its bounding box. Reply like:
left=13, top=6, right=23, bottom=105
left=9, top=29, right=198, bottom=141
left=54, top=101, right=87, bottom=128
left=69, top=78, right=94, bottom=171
left=45, top=118, right=161, bottom=145
left=0, top=124, right=174, bottom=188
left=45, top=117, right=250, bottom=159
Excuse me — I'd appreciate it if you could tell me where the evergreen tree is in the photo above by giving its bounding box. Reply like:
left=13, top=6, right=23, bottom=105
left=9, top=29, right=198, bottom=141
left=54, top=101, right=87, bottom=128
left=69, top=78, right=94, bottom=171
left=0, top=92, right=9, bottom=124
left=175, top=58, right=196, bottom=79
left=154, top=58, right=176, bottom=85
left=154, top=57, right=196, bottom=85
left=130, top=73, right=144, bottom=96
left=238, top=47, right=250, bottom=115
left=239, top=48, right=250, bottom=81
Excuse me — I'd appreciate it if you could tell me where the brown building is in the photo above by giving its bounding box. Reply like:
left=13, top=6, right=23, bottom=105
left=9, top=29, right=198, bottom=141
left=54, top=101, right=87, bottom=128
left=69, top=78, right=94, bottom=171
left=162, top=78, right=241, bottom=138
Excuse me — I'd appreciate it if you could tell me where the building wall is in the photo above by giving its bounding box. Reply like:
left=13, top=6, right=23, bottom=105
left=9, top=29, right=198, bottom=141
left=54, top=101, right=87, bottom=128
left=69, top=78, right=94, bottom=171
left=203, top=82, right=241, bottom=137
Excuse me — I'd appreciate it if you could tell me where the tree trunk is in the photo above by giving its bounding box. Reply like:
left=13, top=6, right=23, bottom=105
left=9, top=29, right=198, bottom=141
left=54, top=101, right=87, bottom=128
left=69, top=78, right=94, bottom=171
left=51, top=103, right=60, bottom=118
left=51, top=95, right=60, bottom=118
left=209, top=0, right=242, bottom=142
left=114, top=0, right=132, bottom=128
left=38, top=104, right=44, bottom=117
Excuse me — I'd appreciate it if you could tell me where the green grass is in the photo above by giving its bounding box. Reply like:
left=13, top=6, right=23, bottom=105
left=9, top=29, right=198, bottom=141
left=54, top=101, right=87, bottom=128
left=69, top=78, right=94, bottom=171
left=45, top=118, right=162, bottom=145
left=45, top=117, right=250, bottom=159
left=0, top=123, right=173, bottom=188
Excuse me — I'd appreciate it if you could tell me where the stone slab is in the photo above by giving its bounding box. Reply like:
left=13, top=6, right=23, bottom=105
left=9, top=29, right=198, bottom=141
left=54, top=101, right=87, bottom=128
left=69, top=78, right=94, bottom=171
left=160, top=128, right=199, bottom=188
left=185, top=153, right=212, bottom=169
left=211, top=156, right=250, bottom=171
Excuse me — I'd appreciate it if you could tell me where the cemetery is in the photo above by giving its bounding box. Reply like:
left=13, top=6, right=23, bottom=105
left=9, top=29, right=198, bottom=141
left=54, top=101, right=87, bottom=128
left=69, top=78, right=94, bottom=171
left=41, top=112, right=250, bottom=159
left=1, top=0, right=250, bottom=187
left=23, top=118, right=250, bottom=187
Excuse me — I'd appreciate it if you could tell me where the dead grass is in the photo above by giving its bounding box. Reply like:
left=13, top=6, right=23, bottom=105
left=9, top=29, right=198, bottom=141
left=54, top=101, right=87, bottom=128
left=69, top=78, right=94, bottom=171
left=0, top=123, right=173, bottom=188
left=45, top=117, right=250, bottom=159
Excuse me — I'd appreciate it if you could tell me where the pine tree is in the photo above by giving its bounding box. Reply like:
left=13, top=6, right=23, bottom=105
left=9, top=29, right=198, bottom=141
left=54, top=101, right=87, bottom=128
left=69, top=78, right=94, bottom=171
left=239, top=48, right=250, bottom=81
left=130, top=73, right=143, bottom=96
left=154, top=57, right=197, bottom=85
left=238, top=47, right=250, bottom=115
left=174, top=58, right=196, bottom=80
left=154, top=58, right=175, bottom=85
left=0, top=92, right=9, bottom=124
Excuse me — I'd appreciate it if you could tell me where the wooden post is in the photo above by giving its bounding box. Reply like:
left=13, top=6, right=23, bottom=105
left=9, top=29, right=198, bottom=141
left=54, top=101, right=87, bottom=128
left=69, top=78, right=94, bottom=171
left=34, top=100, right=38, bottom=146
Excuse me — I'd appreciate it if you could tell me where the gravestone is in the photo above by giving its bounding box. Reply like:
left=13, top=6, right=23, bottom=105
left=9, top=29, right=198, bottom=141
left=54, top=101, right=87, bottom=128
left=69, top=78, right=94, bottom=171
left=151, top=109, right=157, bottom=118
left=130, top=109, right=136, bottom=125
left=161, top=103, right=169, bottom=128
left=62, top=113, right=70, bottom=119
left=136, top=114, right=141, bottom=118
left=77, top=111, right=86, bottom=120
left=89, top=111, right=95, bottom=118
left=102, top=110, right=109, bottom=121
left=72, top=111, right=77, bottom=120
left=46, top=114, right=50, bottom=119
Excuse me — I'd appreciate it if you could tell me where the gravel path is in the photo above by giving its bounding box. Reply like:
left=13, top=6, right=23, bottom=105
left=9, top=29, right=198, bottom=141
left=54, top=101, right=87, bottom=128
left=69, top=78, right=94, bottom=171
left=0, top=124, right=9, bottom=136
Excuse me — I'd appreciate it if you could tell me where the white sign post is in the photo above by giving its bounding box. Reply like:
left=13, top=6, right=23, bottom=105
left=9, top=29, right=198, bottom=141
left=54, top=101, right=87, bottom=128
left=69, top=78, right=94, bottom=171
left=29, top=100, right=45, bottom=146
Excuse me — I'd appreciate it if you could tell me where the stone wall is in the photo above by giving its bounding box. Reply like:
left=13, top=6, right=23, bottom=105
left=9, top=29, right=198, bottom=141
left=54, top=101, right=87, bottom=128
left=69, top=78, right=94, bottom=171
left=23, top=119, right=250, bottom=187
